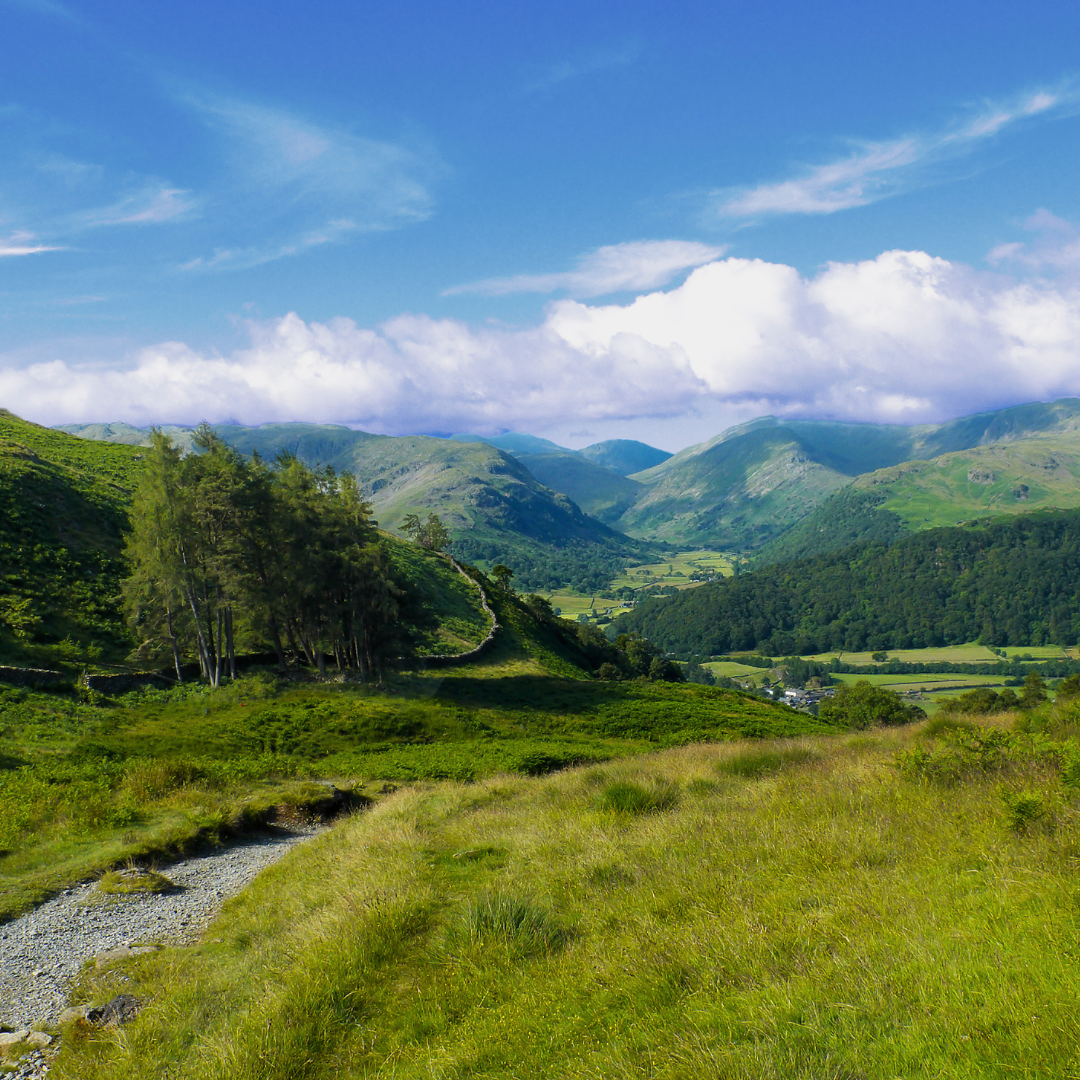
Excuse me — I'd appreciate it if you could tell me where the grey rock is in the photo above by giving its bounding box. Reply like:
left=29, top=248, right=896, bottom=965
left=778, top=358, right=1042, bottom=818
left=86, top=994, right=141, bottom=1027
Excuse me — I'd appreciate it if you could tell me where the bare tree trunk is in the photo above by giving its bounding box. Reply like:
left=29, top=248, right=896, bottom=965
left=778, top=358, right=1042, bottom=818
left=165, top=603, right=183, bottom=683
left=215, top=607, right=224, bottom=686
left=185, top=586, right=210, bottom=680
left=268, top=611, right=288, bottom=672
left=225, top=606, right=237, bottom=680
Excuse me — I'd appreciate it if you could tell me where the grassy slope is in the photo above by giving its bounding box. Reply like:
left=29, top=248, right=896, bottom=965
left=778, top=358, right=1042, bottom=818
left=856, top=435, right=1080, bottom=528
left=758, top=433, right=1080, bottom=564
left=53, top=713, right=1080, bottom=1079
left=0, top=410, right=145, bottom=665
left=0, top=583, right=805, bottom=921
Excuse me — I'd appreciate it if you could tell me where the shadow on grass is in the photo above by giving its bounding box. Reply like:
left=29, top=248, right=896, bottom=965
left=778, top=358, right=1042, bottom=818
left=433, top=674, right=614, bottom=714
left=0, top=751, right=26, bottom=771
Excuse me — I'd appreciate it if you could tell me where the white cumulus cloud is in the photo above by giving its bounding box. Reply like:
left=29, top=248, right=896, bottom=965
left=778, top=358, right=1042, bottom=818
left=8, top=243, right=1080, bottom=435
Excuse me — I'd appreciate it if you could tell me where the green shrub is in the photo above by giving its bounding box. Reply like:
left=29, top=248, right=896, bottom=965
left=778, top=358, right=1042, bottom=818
left=598, top=779, right=679, bottom=814
left=1001, top=789, right=1049, bottom=834
left=820, top=682, right=924, bottom=729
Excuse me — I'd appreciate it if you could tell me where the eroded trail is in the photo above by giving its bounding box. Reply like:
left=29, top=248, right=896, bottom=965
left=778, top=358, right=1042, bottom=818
left=0, top=828, right=323, bottom=1030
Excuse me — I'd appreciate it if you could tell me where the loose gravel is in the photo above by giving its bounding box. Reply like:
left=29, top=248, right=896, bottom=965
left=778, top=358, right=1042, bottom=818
left=0, top=827, right=323, bottom=1032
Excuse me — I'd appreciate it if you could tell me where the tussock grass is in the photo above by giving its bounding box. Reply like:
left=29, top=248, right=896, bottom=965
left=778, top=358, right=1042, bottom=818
left=97, top=867, right=175, bottom=895
left=52, top=720, right=1080, bottom=1079
left=597, top=778, right=679, bottom=814
left=453, top=893, right=573, bottom=956
left=715, top=743, right=816, bottom=778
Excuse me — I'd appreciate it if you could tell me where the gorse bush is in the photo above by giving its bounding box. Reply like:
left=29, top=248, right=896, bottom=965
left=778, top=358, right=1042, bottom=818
left=598, top=779, right=679, bottom=814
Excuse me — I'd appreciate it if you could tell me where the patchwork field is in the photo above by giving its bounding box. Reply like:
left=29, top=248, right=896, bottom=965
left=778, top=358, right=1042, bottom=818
left=611, top=550, right=734, bottom=591
left=802, top=644, right=1004, bottom=665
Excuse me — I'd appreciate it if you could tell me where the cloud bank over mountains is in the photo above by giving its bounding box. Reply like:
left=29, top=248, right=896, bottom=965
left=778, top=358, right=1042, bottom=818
left=6, top=240, right=1080, bottom=439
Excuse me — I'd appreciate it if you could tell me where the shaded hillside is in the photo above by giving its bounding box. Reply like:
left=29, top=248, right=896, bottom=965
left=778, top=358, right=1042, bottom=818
left=0, top=411, right=144, bottom=663
left=516, top=452, right=643, bottom=523
left=579, top=438, right=671, bottom=475
left=614, top=510, right=1080, bottom=656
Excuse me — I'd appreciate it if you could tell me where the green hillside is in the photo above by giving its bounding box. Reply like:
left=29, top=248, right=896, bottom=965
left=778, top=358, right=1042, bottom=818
left=615, top=422, right=852, bottom=548
left=757, top=434, right=1080, bottom=564
left=855, top=436, right=1080, bottom=528
left=516, top=451, right=643, bottom=523
left=614, top=509, right=1080, bottom=657
left=0, top=410, right=145, bottom=665
left=615, top=400, right=1080, bottom=550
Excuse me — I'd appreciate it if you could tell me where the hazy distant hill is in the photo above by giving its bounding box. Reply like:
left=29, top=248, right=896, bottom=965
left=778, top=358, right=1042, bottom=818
left=448, top=432, right=570, bottom=456
left=57, top=398, right=1080, bottom=566
left=579, top=439, right=672, bottom=475
left=515, top=452, right=643, bottom=523
left=613, top=400, right=1080, bottom=550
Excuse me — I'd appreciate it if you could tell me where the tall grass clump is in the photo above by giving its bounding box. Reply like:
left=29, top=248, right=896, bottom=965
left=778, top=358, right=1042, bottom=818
left=716, top=745, right=816, bottom=779
left=455, top=893, right=573, bottom=956
left=597, top=778, right=679, bottom=814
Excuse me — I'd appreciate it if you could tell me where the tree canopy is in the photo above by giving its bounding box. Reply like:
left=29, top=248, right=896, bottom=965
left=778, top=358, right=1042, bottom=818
left=124, top=427, right=404, bottom=684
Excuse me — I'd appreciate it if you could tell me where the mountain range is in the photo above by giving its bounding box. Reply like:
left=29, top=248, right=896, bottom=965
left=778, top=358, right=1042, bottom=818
left=56, top=397, right=1080, bottom=574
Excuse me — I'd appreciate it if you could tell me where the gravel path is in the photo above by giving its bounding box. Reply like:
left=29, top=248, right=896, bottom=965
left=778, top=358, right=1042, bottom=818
left=0, top=827, right=323, bottom=1031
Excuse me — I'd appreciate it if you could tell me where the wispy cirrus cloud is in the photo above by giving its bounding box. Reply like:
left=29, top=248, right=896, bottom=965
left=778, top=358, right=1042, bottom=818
left=712, top=88, right=1068, bottom=220
left=446, top=240, right=725, bottom=298
left=3, top=0, right=82, bottom=24
left=82, top=185, right=197, bottom=227
left=0, top=230, right=64, bottom=256
left=987, top=208, right=1080, bottom=273
left=174, top=93, right=441, bottom=270
left=524, top=41, right=641, bottom=93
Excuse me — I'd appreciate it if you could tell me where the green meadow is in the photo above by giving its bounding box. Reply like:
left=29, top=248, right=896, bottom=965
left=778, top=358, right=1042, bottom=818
left=0, top=592, right=810, bottom=922
left=50, top=703, right=1080, bottom=1079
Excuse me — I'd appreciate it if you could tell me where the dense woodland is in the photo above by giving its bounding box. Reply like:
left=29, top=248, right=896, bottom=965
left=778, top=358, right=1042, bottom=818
left=616, top=510, right=1080, bottom=657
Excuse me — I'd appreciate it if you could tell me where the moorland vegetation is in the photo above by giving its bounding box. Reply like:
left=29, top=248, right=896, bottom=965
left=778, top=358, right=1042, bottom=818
left=48, top=695, right=1080, bottom=1079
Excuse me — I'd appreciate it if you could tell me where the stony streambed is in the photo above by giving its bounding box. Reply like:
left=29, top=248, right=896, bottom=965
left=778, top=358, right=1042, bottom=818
left=0, top=827, right=323, bottom=1033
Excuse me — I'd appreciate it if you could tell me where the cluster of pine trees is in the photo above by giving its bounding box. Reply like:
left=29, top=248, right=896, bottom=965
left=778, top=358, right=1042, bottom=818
left=124, top=426, right=404, bottom=684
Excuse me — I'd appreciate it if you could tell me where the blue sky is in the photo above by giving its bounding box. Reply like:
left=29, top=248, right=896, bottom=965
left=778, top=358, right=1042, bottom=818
left=5, top=0, right=1080, bottom=449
